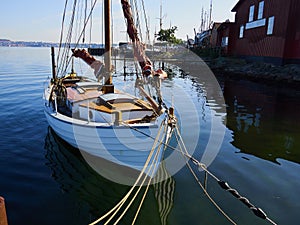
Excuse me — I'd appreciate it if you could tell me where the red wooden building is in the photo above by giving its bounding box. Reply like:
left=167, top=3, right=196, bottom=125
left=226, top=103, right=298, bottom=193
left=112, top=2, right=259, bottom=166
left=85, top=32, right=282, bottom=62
left=220, top=0, right=300, bottom=65
left=216, top=21, right=235, bottom=55
left=210, top=23, right=221, bottom=48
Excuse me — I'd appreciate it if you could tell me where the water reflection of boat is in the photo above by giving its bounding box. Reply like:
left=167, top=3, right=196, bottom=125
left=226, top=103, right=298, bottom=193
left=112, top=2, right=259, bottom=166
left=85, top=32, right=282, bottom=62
left=222, top=78, right=300, bottom=164
left=44, top=127, right=174, bottom=224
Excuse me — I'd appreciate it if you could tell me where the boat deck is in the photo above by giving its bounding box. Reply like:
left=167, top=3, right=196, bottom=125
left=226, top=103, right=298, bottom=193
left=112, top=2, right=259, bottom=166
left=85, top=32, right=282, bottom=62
left=79, top=100, right=153, bottom=114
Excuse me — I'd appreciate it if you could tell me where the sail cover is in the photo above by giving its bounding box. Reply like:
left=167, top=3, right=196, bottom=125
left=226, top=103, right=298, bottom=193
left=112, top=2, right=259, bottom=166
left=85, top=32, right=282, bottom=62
left=121, top=0, right=153, bottom=75
left=72, top=49, right=104, bottom=77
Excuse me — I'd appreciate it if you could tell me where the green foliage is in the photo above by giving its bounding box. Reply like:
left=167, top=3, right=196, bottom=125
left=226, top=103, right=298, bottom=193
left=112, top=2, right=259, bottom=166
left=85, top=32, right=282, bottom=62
left=156, top=26, right=183, bottom=44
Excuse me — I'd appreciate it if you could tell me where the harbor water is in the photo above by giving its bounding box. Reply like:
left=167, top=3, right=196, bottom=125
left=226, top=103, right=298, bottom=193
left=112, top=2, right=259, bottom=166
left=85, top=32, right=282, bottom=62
left=0, top=47, right=299, bottom=225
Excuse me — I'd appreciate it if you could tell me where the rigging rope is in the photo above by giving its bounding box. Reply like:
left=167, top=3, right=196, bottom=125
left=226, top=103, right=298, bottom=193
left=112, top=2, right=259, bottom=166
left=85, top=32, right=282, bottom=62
left=83, top=0, right=88, bottom=43
left=89, top=0, right=93, bottom=46
left=140, top=0, right=150, bottom=44
left=65, top=0, right=98, bottom=74
left=132, top=0, right=143, bottom=43
left=57, top=0, right=69, bottom=68
left=57, top=0, right=78, bottom=76
left=57, top=0, right=98, bottom=77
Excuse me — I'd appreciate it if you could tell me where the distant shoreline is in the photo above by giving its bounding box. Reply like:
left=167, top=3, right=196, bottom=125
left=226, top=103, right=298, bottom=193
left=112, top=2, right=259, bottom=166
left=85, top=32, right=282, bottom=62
left=0, top=39, right=109, bottom=48
left=0, top=39, right=56, bottom=48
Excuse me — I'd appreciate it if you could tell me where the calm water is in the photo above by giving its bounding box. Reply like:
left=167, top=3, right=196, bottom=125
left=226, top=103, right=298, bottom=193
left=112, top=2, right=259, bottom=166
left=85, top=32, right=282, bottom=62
left=0, top=47, right=300, bottom=225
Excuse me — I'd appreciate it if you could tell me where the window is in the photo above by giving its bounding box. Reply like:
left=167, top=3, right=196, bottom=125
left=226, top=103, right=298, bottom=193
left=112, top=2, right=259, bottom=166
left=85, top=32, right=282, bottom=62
left=239, top=25, right=244, bottom=38
left=267, top=16, right=275, bottom=35
left=258, top=1, right=264, bottom=19
left=249, top=5, right=255, bottom=22
left=221, top=37, right=228, bottom=46
left=245, top=18, right=266, bottom=30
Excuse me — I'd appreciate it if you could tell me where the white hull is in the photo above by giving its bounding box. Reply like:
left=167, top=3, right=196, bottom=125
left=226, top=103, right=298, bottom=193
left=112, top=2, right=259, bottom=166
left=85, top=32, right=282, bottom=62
left=44, top=96, right=169, bottom=176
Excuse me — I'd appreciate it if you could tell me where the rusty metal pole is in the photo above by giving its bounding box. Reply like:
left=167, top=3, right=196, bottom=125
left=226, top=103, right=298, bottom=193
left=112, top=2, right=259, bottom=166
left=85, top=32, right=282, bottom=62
left=0, top=196, right=8, bottom=225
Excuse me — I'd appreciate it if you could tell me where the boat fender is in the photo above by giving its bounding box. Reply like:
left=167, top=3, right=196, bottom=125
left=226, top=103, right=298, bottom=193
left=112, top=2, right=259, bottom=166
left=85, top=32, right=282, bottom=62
left=218, top=181, right=230, bottom=190
left=239, top=197, right=254, bottom=208
left=251, top=207, right=267, bottom=220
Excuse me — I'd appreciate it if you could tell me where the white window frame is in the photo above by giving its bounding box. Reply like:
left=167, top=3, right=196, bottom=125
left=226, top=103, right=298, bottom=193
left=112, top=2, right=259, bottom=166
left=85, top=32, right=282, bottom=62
left=245, top=18, right=266, bottom=30
left=258, top=1, right=264, bottom=20
left=249, top=5, right=255, bottom=22
left=239, top=25, right=244, bottom=38
left=221, top=36, right=229, bottom=47
left=267, top=16, right=275, bottom=35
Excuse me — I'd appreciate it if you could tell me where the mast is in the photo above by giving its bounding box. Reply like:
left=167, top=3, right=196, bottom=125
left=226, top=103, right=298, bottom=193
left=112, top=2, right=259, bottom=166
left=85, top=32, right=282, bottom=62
left=209, top=0, right=212, bottom=29
left=200, top=7, right=204, bottom=32
left=159, top=1, right=163, bottom=31
left=104, top=0, right=112, bottom=85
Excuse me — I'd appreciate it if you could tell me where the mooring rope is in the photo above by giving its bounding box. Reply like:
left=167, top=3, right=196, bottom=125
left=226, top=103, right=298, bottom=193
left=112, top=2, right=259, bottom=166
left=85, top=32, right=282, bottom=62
left=173, top=125, right=278, bottom=225
left=88, top=106, right=277, bottom=225
left=117, top=110, right=277, bottom=225
left=89, top=119, right=169, bottom=225
left=113, top=124, right=168, bottom=225
left=173, top=127, right=237, bottom=225
left=131, top=124, right=170, bottom=225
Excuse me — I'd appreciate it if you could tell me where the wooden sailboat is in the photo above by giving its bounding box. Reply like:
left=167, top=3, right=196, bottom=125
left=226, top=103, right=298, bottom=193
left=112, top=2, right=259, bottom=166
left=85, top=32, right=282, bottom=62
left=43, top=0, right=174, bottom=177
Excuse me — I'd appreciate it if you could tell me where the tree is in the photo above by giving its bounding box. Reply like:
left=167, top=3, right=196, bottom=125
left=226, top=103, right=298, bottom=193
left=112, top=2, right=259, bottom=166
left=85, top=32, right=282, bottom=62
left=156, top=26, right=183, bottom=44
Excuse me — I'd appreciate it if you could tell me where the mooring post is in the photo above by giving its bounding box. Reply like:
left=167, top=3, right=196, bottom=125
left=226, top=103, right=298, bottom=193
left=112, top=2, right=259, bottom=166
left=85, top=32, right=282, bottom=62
left=0, top=196, right=8, bottom=225
left=51, top=46, right=56, bottom=80
left=123, top=57, right=127, bottom=81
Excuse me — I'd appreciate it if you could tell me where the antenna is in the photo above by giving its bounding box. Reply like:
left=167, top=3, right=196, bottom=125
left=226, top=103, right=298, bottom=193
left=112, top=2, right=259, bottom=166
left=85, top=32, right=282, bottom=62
left=156, top=0, right=166, bottom=31
left=200, top=7, right=204, bottom=32
left=159, top=0, right=163, bottom=31
left=209, top=0, right=213, bottom=29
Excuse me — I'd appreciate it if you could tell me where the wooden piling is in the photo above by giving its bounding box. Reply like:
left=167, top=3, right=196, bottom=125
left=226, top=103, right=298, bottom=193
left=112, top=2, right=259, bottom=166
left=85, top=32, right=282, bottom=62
left=0, top=196, right=8, bottom=225
left=51, top=46, right=56, bottom=80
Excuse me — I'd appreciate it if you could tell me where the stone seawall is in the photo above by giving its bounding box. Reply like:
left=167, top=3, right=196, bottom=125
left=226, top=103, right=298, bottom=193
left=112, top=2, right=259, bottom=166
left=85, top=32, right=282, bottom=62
left=208, top=57, right=300, bottom=86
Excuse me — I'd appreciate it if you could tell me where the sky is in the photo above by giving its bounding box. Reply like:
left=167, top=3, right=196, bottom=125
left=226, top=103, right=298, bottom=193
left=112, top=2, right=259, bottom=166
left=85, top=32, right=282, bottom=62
left=0, top=0, right=239, bottom=43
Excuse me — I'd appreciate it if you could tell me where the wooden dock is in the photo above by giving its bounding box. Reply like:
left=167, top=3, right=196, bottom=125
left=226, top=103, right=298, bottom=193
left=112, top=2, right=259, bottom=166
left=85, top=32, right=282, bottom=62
left=0, top=196, right=8, bottom=225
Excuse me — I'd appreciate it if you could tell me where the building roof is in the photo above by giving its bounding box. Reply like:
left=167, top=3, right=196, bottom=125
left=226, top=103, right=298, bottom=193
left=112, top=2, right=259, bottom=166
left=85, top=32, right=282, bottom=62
left=231, top=0, right=244, bottom=12
left=217, top=21, right=234, bottom=32
left=212, top=22, right=222, bottom=30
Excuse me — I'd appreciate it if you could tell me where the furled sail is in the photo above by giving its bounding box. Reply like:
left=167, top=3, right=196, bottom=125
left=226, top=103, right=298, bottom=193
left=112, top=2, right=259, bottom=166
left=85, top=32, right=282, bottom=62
left=72, top=49, right=104, bottom=78
left=121, top=0, right=166, bottom=78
